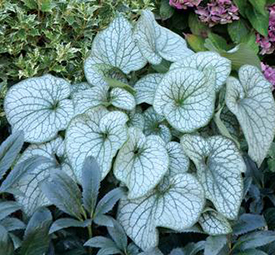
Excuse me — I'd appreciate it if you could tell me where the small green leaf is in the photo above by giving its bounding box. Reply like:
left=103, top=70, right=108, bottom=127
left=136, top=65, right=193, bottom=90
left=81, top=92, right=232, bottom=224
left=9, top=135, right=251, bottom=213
left=105, top=77, right=136, bottom=95
left=245, top=6, right=269, bottom=37
left=185, top=34, right=207, bottom=52
left=221, top=44, right=261, bottom=70
left=82, top=156, right=101, bottom=215
left=20, top=208, right=52, bottom=255
left=0, top=131, right=24, bottom=180
left=233, top=0, right=249, bottom=17
left=228, top=20, right=249, bottom=43
left=39, top=0, right=53, bottom=12
left=160, top=0, right=174, bottom=20
left=49, top=218, right=91, bottom=234
left=188, top=13, right=209, bottom=37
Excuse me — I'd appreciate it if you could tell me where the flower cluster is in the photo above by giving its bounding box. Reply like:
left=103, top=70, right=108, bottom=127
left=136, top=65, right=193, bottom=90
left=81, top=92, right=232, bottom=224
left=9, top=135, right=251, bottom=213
left=169, top=0, right=202, bottom=9
left=195, top=0, right=239, bottom=27
left=256, top=5, right=275, bottom=55
left=261, top=62, right=275, bottom=90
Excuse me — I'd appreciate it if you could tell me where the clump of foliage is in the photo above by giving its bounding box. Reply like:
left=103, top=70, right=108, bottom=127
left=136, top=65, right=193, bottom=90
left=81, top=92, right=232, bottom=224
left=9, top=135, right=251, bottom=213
left=0, top=0, right=155, bottom=128
left=1, top=8, right=275, bottom=254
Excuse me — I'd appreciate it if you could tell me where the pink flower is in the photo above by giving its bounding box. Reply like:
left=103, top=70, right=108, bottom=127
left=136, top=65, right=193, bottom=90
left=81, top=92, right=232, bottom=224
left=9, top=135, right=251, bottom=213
left=195, top=0, right=239, bottom=27
left=256, top=5, right=275, bottom=55
left=261, top=62, right=275, bottom=90
left=169, top=0, right=202, bottom=10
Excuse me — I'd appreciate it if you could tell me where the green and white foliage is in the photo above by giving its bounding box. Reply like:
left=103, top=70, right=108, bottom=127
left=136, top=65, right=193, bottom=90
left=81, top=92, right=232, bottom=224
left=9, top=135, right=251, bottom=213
left=114, top=127, right=169, bottom=199
left=4, top=74, right=74, bottom=143
left=181, top=135, right=246, bottom=220
left=170, top=52, right=231, bottom=92
left=13, top=137, right=73, bottom=216
left=133, top=10, right=193, bottom=64
left=117, top=173, right=205, bottom=251
left=73, top=85, right=135, bottom=115
left=84, top=15, right=146, bottom=87
left=153, top=68, right=216, bottom=132
left=135, top=73, right=164, bottom=105
left=66, top=106, right=128, bottom=181
left=3, top=8, right=275, bottom=253
left=143, top=107, right=171, bottom=143
left=199, top=209, right=232, bottom=235
left=226, top=65, right=275, bottom=166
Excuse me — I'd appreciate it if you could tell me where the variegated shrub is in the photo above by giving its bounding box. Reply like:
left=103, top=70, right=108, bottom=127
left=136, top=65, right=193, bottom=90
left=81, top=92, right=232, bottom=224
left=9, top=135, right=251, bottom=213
left=3, top=10, right=275, bottom=252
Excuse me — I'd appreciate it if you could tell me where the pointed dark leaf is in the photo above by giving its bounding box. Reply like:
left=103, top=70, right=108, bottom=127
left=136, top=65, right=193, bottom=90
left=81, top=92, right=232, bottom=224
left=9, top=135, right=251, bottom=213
left=82, top=156, right=101, bottom=215
left=20, top=207, right=52, bottom=255
left=107, top=219, right=127, bottom=251
left=0, top=201, right=21, bottom=221
left=0, top=156, right=50, bottom=193
left=233, top=214, right=266, bottom=235
left=0, top=224, right=14, bottom=255
left=49, top=218, right=91, bottom=234
left=0, top=131, right=24, bottom=179
left=95, top=187, right=125, bottom=217
left=41, top=170, right=83, bottom=219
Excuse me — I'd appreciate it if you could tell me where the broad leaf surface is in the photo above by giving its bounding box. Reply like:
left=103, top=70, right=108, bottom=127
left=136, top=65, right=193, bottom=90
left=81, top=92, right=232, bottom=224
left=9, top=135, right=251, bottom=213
left=199, top=209, right=232, bottom=235
left=114, top=127, right=169, bottom=199
left=118, top=173, right=205, bottom=251
left=73, top=86, right=135, bottom=115
left=134, top=73, right=164, bottom=105
left=143, top=107, right=171, bottom=143
left=170, top=52, right=231, bottom=91
left=4, top=74, right=74, bottom=143
left=226, top=65, right=275, bottom=166
left=13, top=137, right=74, bottom=216
left=181, top=135, right=245, bottom=219
left=84, top=15, right=146, bottom=86
left=134, top=10, right=193, bottom=64
left=66, top=106, right=128, bottom=181
left=153, top=68, right=215, bottom=132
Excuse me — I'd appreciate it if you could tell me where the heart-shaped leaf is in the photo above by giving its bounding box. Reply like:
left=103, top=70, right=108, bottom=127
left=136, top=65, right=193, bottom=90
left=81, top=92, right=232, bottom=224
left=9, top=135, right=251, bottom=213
left=226, top=65, right=275, bottom=166
left=199, top=209, right=232, bottom=235
left=134, top=73, right=164, bottom=105
left=66, top=106, right=128, bottom=181
left=181, top=135, right=245, bottom=219
left=13, top=137, right=74, bottom=216
left=134, top=10, right=193, bottom=65
left=143, top=107, right=171, bottom=143
left=4, top=74, right=74, bottom=143
left=114, top=127, right=169, bottom=199
left=84, top=15, right=146, bottom=87
left=170, top=52, right=231, bottom=92
left=153, top=68, right=215, bottom=132
left=73, top=86, right=135, bottom=115
left=118, top=173, right=205, bottom=251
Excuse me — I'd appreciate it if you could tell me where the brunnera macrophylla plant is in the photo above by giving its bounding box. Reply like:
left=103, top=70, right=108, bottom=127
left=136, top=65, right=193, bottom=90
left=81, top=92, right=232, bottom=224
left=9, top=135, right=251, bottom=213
left=3, top=9, right=275, bottom=252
